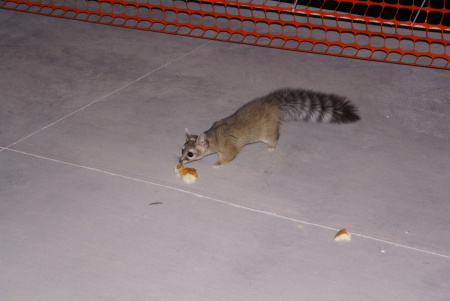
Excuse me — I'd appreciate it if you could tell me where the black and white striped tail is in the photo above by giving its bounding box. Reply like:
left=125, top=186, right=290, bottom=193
left=274, top=88, right=360, bottom=124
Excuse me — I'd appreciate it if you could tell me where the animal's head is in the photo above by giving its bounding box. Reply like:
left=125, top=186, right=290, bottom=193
left=179, top=128, right=209, bottom=164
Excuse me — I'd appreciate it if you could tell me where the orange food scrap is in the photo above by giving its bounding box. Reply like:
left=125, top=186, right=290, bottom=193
left=334, top=228, right=351, bottom=241
left=175, top=164, right=198, bottom=184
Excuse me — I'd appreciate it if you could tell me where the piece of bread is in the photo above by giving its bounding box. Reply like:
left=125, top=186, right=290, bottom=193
left=175, top=164, right=198, bottom=184
left=334, top=228, right=351, bottom=241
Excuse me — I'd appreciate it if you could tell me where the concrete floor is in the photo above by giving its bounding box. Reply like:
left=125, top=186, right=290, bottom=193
left=1, top=9, right=450, bottom=300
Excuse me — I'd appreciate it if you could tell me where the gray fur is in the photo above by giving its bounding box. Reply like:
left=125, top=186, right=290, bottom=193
left=180, top=88, right=359, bottom=167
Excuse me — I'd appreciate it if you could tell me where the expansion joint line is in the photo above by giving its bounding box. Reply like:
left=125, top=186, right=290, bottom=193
left=1, top=40, right=214, bottom=152
left=6, top=147, right=450, bottom=260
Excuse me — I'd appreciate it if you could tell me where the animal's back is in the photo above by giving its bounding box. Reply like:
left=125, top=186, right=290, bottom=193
left=207, top=95, right=283, bottom=147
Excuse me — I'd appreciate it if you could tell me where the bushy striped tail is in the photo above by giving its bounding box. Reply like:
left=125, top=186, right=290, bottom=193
left=273, top=88, right=360, bottom=124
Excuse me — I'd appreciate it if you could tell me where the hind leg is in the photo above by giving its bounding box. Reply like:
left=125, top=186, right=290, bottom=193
left=267, top=142, right=277, bottom=152
left=263, top=124, right=280, bottom=152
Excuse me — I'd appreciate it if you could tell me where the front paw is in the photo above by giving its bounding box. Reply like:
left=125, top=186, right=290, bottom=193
left=212, top=162, right=222, bottom=168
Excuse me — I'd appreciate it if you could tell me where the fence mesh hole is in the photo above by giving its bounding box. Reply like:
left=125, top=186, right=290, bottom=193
left=243, top=34, right=257, bottom=43
left=177, top=25, right=192, bottom=34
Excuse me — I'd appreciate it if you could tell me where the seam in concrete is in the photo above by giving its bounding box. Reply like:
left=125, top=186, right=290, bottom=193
left=1, top=39, right=214, bottom=152
left=6, top=147, right=450, bottom=260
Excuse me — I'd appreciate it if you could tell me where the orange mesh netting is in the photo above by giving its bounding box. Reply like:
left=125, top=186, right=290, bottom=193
left=2, top=0, right=449, bottom=69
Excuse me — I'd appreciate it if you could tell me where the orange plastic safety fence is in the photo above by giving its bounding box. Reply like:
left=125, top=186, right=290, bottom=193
left=2, top=0, right=449, bottom=69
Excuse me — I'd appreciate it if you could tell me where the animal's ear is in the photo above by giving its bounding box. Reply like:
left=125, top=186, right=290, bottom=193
left=196, top=133, right=208, bottom=150
left=185, top=128, right=192, bottom=141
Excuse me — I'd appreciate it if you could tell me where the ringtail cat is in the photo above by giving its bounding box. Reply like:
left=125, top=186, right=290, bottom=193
left=180, top=88, right=360, bottom=168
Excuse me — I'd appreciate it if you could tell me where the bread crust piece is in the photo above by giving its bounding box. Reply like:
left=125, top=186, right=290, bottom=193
left=175, top=164, right=198, bottom=184
left=334, top=228, right=351, bottom=241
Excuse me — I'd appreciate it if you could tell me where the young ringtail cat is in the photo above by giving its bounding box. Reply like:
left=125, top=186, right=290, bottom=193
left=180, top=88, right=360, bottom=168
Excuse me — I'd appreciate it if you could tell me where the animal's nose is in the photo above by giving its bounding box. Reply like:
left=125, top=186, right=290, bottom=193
left=179, top=159, right=183, bottom=164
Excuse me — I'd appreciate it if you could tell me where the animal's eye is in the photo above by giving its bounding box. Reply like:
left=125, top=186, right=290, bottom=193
left=187, top=152, right=194, bottom=157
